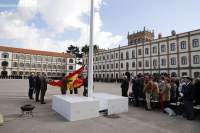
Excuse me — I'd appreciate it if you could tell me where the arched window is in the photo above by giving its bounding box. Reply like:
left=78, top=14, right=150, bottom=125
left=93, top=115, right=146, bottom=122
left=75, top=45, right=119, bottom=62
left=69, top=59, right=74, bottom=63
left=107, top=64, right=109, bottom=69
left=20, top=63, right=24, bottom=68
left=182, top=72, right=187, bottom=76
left=193, top=39, right=199, bottom=48
left=19, top=71, right=23, bottom=75
left=115, top=63, right=118, bottom=69
left=194, top=72, right=200, bottom=78
left=132, top=62, right=135, bottom=68
left=12, top=62, right=18, bottom=67
left=12, top=71, right=17, bottom=75
left=107, top=74, right=109, bottom=78
left=116, top=73, right=119, bottom=79
left=111, top=74, right=113, bottom=78
left=37, top=64, right=41, bottom=68
left=181, top=56, right=187, bottom=65
left=52, top=72, right=56, bottom=76
left=121, top=63, right=123, bottom=68
left=25, top=63, right=30, bottom=68
left=121, top=52, right=124, bottom=60
left=69, top=66, right=73, bottom=70
left=1, top=61, right=8, bottom=67
left=47, top=72, right=51, bottom=76
left=126, top=51, right=129, bottom=59
left=20, top=54, right=25, bottom=60
left=64, top=65, right=67, bottom=69
left=43, top=64, right=47, bottom=69
left=171, top=72, right=177, bottom=77
left=25, top=72, right=30, bottom=75
left=132, top=50, right=135, bottom=58
left=126, top=62, right=129, bottom=70
left=48, top=64, right=52, bottom=69
left=1, top=53, right=9, bottom=58
left=53, top=65, right=56, bottom=69
left=1, top=71, right=8, bottom=76
left=57, top=65, right=61, bottom=69
left=193, top=55, right=200, bottom=64
left=32, top=64, right=36, bottom=68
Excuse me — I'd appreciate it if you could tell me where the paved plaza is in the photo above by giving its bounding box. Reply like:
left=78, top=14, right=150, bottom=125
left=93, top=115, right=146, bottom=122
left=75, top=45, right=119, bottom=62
left=0, top=80, right=199, bottom=133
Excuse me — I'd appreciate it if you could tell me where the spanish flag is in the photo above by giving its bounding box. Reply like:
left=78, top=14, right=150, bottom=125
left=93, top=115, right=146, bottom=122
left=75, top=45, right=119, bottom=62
left=65, top=66, right=85, bottom=90
left=48, top=66, right=85, bottom=89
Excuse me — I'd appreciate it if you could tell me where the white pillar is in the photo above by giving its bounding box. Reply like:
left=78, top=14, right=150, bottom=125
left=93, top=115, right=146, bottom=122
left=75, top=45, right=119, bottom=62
left=88, top=0, right=94, bottom=97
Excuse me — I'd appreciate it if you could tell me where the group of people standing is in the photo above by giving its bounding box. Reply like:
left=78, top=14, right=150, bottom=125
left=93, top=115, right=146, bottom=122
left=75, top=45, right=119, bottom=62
left=121, top=73, right=200, bottom=120
left=28, top=73, right=48, bottom=104
left=60, top=74, right=89, bottom=96
left=28, top=73, right=88, bottom=105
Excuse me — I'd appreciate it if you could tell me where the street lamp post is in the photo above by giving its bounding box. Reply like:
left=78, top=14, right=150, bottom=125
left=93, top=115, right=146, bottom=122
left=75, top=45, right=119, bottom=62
left=88, top=0, right=94, bottom=97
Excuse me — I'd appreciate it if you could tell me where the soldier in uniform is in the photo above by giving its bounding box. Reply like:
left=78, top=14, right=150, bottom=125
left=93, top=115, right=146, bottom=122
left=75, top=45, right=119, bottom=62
left=40, top=73, right=48, bottom=104
left=28, top=73, right=34, bottom=99
left=35, top=73, right=41, bottom=102
left=83, top=77, right=88, bottom=96
left=121, top=75, right=129, bottom=97
left=60, top=73, right=67, bottom=95
left=182, top=77, right=195, bottom=120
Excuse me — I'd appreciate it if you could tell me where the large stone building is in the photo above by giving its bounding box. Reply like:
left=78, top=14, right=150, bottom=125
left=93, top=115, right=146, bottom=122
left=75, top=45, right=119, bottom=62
left=83, top=28, right=200, bottom=80
left=0, top=45, right=76, bottom=78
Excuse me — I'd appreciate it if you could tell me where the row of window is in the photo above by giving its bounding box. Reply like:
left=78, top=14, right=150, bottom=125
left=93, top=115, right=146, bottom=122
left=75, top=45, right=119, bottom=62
left=10, top=71, right=64, bottom=76
left=1, top=61, right=74, bottom=70
left=92, top=55, right=200, bottom=70
left=160, top=55, right=199, bottom=66
left=85, top=39, right=200, bottom=63
left=94, top=72, right=200, bottom=79
left=1, top=53, right=74, bottom=63
left=129, top=38, right=144, bottom=45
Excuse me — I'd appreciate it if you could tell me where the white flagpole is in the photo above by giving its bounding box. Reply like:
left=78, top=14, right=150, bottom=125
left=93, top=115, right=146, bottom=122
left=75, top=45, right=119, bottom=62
left=88, top=0, right=94, bottom=97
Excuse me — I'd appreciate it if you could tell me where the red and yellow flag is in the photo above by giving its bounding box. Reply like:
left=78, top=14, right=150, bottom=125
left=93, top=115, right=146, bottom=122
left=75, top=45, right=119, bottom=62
left=48, top=66, right=85, bottom=90
left=66, top=66, right=85, bottom=90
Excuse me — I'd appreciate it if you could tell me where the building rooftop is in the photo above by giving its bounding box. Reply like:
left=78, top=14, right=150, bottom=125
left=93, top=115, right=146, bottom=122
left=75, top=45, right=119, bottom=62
left=0, top=45, right=74, bottom=58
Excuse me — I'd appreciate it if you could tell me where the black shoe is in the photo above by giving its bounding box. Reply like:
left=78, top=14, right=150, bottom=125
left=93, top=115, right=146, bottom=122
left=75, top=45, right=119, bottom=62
left=41, top=102, right=46, bottom=104
left=36, top=100, right=40, bottom=102
left=187, top=117, right=195, bottom=120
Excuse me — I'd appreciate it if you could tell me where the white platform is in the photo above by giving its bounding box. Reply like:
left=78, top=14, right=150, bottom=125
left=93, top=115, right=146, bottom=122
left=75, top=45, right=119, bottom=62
left=52, top=95, right=99, bottom=121
left=93, top=93, right=128, bottom=115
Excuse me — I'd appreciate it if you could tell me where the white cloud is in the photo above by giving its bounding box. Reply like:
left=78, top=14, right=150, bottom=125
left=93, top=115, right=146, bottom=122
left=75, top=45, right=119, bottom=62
left=0, top=0, right=123, bottom=52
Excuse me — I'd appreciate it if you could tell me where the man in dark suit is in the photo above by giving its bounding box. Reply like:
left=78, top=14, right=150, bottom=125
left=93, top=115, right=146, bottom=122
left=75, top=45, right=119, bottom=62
left=35, top=73, right=41, bottom=102
left=83, top=77, right=88, bottom=96
left=132, top=76, right=140, bottom=106
left=40, top=73, right=48, bottom=104
left=194, top=78, right=200, bottom=105
left=182, top=77, right=195, bottom=120
left=28, top=73, right=35, bottom=99
left=121, top=76, right=129, bottom=97
left=60, top=73, right=67, bottom=95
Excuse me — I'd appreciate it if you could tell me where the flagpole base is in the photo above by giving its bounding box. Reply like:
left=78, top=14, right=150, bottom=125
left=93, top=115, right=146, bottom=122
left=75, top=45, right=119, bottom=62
left=93, top=93, right=128, bottom=115
left=52, top=95, right=99, bottom=121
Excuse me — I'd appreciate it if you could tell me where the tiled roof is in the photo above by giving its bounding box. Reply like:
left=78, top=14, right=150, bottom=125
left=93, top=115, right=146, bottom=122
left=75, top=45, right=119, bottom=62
left=0, top=45, right=74, bottom=58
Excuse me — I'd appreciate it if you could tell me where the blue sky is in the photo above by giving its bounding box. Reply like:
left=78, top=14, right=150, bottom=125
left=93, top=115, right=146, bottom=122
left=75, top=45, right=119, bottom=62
left=100, top=0, right=200, bottom=40
left=0, top=0, right=200, bottom=52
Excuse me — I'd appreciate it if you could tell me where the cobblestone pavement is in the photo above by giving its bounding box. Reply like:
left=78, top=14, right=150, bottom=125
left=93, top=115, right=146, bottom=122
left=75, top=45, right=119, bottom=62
left=0, top=80, right=199, bottom=133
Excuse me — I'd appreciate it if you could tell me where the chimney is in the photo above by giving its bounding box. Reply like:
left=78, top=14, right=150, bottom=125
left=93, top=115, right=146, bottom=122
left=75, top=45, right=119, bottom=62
left=171, top=30, right=176, bottom=36
left=158, top=33, right=162, bottom=39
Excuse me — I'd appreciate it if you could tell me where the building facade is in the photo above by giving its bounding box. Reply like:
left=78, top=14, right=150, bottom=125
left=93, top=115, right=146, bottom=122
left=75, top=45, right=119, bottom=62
left=83, top=29, right=200, bottom=80
left=0, top=46, right=76, bottom=78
